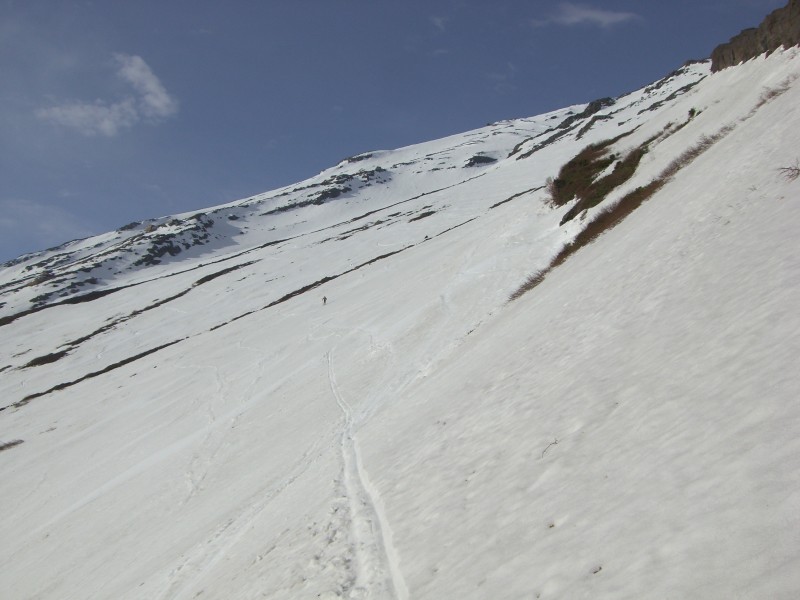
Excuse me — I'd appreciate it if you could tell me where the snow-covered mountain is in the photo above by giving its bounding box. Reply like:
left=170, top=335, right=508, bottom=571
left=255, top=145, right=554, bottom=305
left=1, top=45, right=799, bottom=599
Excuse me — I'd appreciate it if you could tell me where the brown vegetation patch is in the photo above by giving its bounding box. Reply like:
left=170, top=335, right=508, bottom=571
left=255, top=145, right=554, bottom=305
left=510, top=124, right=736, bottom=301
left=546, top=130, right=639, bottom=209
left=490, top=186, right=545, bottom=209
left=1, top=339, right=186, bottom=413
left=0, top=440, right=24, bottom=452
left=409, top=210, right=436, bottom=222
left=23, top=350, right=71, bottom=369
left=193, top=261, right=258, bottom=286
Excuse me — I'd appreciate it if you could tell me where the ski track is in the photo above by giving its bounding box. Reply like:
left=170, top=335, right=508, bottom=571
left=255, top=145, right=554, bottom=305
left=327, top=349, right=408, bottom=600
left=156, top=429, right=331, bottom=600
left=158, top=351, right=329, bottom=600
left=179, top=364, right=223, bottom=503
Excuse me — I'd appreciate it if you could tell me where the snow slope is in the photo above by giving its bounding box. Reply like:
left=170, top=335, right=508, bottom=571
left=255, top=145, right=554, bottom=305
left=1, top=49, right=799, bottom=599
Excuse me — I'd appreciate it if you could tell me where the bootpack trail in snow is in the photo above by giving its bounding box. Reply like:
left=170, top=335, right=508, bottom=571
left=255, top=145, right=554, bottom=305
left=327, top=349, right=409, bottom=600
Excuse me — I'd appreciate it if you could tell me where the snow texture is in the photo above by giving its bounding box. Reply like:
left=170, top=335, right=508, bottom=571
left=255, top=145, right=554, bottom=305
left=1, top=50, right=799, bottom=599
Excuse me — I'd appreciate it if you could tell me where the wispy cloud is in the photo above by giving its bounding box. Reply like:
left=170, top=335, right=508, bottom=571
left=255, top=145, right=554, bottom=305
left=35, top=99, right=138, bottom=137
left=533, top=2, right=640, bottom=28
left=430, top=16, right=447, bottom=32
left=487, top=62, right=518, bottom=95
left=35, top=54, right=178, bottom=137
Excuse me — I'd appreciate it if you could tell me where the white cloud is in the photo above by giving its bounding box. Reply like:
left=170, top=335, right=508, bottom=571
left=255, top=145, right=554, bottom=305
left=114, top=54, right=178, bottom=119
left=534, top=2, right=640, bottom=28
left=36, top=98, right=138, bottom=137
left=35, top=54, right=178, bottom=137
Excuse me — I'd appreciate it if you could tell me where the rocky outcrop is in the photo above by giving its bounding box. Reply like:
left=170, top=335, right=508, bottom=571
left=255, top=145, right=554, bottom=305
left=711, top=0, right=800, bottom=71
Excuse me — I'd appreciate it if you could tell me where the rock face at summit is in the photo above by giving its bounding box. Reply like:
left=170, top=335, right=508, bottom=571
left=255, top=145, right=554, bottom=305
left=711, top=0, right=800, bottom=71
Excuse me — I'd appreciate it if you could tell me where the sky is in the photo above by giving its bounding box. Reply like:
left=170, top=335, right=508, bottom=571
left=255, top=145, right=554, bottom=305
left=0, top=0, right=787, bottom=262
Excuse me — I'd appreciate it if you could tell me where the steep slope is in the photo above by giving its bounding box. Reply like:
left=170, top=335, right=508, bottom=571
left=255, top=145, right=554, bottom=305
left=1, top=49, right=799, bottom=599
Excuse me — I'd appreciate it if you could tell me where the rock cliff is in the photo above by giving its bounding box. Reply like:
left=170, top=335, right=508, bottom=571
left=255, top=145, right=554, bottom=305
left=711, top=0, right=800, bottom=71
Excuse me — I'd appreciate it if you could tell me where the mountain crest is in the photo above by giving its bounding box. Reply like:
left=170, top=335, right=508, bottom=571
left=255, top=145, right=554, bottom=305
left=711, top=0, right=800, bottom=71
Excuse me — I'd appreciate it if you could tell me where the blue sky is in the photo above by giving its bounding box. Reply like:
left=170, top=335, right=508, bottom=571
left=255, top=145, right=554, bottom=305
left=0, top=0, right=786, bottom=261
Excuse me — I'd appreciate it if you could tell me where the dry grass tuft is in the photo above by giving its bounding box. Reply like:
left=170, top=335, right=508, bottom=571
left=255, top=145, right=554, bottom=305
left=508, top=270, right=547, bottom=300
left=778, top=160, right=800, bottom=182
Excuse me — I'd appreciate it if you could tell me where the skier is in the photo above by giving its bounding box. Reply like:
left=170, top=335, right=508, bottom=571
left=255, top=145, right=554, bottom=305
left=322, top=296, right=327, bottom=305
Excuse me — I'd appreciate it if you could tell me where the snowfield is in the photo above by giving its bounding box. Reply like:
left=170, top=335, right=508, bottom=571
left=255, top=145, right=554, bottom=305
left=1, top=49, right=800, bottom=599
